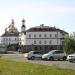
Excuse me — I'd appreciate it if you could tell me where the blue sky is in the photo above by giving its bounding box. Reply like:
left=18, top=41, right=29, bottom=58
left=0, top=0, right=75, bottom=35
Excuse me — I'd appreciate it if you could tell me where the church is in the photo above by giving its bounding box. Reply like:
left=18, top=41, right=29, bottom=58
left=1, top=19, right=26, bottom=51
left=1, top=19, right=68, bottom=53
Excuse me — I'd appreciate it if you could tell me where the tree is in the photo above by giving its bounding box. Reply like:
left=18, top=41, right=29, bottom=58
left=63, top=33, right=75, bottom=54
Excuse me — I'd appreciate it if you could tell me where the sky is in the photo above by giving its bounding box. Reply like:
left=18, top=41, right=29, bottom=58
left=0, top=0, right=75, bottom=35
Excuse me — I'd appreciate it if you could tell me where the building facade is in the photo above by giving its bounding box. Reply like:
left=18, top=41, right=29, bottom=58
left=1, top=19, right=68, bottom=53
left=25, top=24, right=68, bottom=53
left=1, top=19, right=26, bottom=51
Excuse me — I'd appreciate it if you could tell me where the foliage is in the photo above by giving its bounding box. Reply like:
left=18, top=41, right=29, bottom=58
left=63, top=33, right=75, bottom=54
left=0, top=59, right=75, bottom=75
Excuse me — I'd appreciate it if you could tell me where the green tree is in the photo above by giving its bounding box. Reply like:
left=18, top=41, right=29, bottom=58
left=63, top=33, right=75, bottom=54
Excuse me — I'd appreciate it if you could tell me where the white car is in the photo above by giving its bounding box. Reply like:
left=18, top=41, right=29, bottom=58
left=42, top=50, right=66, bottom=61
left=24, top=51, right=42, bottom=60
left=67, top=53, right=75, bottom=62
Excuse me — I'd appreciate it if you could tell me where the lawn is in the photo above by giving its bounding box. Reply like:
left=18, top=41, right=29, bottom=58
left=0, top=59, right=75, bottom=75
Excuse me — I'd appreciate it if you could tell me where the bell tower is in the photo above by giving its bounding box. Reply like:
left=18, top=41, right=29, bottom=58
left=21, top=19, right=26, bottom=32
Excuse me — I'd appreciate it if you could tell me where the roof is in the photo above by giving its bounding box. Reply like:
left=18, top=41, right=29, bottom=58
left=19, top=32, right=26, bottom=35
left=27, top=25, right=68, bottom=34
left=1, top=32, right=19, bottom=37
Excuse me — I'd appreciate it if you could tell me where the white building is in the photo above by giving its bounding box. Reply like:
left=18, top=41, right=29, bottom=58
left=1, top=19, right=19, bottom=45
left=1, top=19, right=26, bottom=51
left=26, top=24, right=68, bottom=53
left=1, top=19, right=68, bottom=53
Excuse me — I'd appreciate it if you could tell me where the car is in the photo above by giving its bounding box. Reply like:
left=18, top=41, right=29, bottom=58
left=24, top=51, right=42, bottom=60
left=42, top=50, right=66, bottom=61
left=67, top=53, right=75, bottom=62
left=0, top=44, right=7, bottom=53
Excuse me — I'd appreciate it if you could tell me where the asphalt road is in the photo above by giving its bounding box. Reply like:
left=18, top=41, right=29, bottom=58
left=0, top=52, right=75, bottom=70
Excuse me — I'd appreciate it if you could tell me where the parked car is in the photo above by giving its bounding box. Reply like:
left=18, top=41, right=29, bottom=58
left=24, top=51, right=42, bottom=60
left=0, top=44, right=7, bottom=53
left=67, top=53, right=75, bottom=62
left=42, top=50, right=67, bottom=61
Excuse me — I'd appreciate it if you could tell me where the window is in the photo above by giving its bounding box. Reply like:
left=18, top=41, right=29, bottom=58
left=29, top=34, right=31, bottom=38
left=61, top=41, right=64, bottom=45
left=55, top=34, right=57, bottom=38
left=34, top=40, right=36, bottom=44
left=9, top=42, right=10, bottom=45
left=39, top=34, right=41, bottom=38
left=6, top=38, right=8, bottom=41
left=19, top=38, right=21, bottom=41
left=49, top=40, right=52, bottom=44
left=9, top=38, right=11, bottom=41
left=39, top=41, right=41, bottom=44
left=50, top=34, right=52, bottom=37
left=54, top=51, right=64, bottom=54
left=44, top=34, right=47, bottom=38
left=33, top=52, right=40, bottom=54
left=40, top=47, right=42, bottom=50
left=44, top=40, right=47, bottom=44
left=34, top=47, right=37, bottom=50
left=4, top=38, right=5, bottom=41
left=19, top=42, right=21, bottom=45
left=15, top=38, right=16, bottom=40
left=34, top=34, right=36, bottom=38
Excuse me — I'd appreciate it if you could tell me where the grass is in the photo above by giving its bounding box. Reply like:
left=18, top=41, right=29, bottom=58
left=0, top=59, right=75, bottom=75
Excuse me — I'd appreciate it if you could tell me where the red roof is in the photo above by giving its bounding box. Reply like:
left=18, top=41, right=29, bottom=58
left=1, top=32, right=19, bottom=37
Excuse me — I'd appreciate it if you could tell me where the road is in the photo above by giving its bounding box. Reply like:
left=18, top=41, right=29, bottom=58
left=0, top=52, right=75, bottom=70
